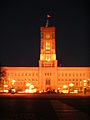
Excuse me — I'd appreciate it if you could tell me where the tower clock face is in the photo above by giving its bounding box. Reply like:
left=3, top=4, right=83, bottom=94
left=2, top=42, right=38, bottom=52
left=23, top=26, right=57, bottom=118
left=46, top=34, right=50, bottom=39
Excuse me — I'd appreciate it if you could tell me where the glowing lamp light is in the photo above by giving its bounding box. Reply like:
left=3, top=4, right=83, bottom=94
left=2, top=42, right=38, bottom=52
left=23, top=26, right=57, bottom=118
left=25, top=89, right=29, bottom=93
left=26, top=83, right=30, bottom=87
left=4, top=90, right=8, bottom=93
left=83, top=80, right=87, bottom=83
left=69, top=83, right=74, bottom=87
left=52, top=54, right=56, bottom=60
left=63, top=85, right=67, bottom=89
left=40, top=55, right=44, bottom=60
left=30, top=85, right=34, bottom=89
left=4, top=85, right=8, bottom=87
left=12, top=79, right=15, bottom=85
left=83, top=80, right=87, bottom=87
left=12, top=79, right=15, bottom=83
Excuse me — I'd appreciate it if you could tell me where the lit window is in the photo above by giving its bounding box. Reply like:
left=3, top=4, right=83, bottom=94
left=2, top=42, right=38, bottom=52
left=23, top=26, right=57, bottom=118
left=46, top=41, right=50, bottom=50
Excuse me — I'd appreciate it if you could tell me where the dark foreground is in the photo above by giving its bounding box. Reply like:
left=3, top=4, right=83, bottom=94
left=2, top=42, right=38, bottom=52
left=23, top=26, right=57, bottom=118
left=0, top=93, right=89, bottom=120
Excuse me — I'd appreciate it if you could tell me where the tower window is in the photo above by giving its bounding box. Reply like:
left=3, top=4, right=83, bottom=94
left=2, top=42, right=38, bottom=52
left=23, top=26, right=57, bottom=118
left=52, top=33, right=55, bottom=39
left=41, top=33, right=44, bottom=39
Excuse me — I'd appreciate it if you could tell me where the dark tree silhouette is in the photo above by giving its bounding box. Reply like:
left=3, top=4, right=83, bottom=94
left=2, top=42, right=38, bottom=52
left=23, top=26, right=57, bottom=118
left=0, top=63, right=6, bottom=91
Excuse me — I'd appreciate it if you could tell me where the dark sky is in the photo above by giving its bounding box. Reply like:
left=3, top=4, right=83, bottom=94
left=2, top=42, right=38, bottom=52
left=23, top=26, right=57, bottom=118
left=0, top=0, right=89, bottom=67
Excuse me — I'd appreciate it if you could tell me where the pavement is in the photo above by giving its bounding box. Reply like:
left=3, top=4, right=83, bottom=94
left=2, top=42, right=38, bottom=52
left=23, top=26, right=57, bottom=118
left=0, top=93, right=89, bottom=120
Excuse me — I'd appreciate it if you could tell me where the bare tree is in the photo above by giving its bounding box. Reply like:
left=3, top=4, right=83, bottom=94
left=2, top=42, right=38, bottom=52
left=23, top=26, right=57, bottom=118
left=0, top=63, right=6, bottom=92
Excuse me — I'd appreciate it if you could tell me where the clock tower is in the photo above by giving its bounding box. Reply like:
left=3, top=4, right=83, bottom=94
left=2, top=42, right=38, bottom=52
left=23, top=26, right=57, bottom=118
left=39, top=16, right=57, bottom=67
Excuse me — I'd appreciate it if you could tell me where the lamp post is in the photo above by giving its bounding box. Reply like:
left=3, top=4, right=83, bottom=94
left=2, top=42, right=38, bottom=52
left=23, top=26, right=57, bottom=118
left=87, top=78, right=90, bottom=93
left=25, top=83, right=31, bottom=93
left=11, top=79, right=16, bottom=93
left=12, top=79, right=15, bottom=85
left=62, top=85, right=68, bottom=93
left=69, top=83, right=74, bottom=93
left=4, top=84, right=8, bottom=92
left=83, top=79, right=87, bottom=94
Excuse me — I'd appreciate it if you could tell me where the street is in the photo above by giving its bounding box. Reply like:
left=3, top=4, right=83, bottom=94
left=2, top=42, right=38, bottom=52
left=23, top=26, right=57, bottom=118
left=0, top=93, right=89, bottom=120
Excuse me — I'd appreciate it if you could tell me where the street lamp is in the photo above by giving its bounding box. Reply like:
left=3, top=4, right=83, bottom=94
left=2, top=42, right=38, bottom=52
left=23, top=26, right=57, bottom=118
left=83, top=79, right=87, bottom=94
left=4, top=84, right=8, bottom=92
left=69, top=83, right=74, bottom=87
left=26, top=83, right=31, bottom=87
left=69, top=83, right=74, bottom=93
left=63, top=85, right=67, bottom=89
left=12, top=79, right=15, bottom=85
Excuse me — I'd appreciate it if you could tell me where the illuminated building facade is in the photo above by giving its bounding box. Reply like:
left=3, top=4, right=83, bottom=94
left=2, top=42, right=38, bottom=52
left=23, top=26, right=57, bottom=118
left=0, top=16, right=90, bottom=93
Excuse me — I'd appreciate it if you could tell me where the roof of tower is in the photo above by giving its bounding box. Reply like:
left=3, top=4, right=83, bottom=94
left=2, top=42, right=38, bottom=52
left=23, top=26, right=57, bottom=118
left=45, top=14, right=51, bottom=27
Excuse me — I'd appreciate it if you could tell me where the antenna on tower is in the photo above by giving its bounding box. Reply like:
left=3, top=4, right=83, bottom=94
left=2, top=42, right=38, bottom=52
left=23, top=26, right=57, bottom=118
left=46, top=14, right=51, bottom=27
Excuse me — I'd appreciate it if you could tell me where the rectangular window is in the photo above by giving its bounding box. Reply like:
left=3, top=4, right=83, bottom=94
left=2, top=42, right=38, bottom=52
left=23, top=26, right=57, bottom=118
left=65, top=73, right=67, bottom=76
left=36, top=79, right=38, bottom=81
left=76, top=83, right=78, bottom=86
left=76, top=73, right=78, bottom=76
left=46, top=80, right=50, bottom=85
left=83, top=73, right=85, bottom=76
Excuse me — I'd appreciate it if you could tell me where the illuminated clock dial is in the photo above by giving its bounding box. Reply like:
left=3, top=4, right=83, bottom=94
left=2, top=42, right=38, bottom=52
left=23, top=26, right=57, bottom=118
left=46, top=34, right=50, bottom=39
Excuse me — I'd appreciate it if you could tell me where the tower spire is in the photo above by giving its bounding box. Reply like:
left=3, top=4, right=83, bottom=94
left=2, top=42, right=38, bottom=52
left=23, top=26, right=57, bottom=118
left=46, top=14, right=51, bottom=27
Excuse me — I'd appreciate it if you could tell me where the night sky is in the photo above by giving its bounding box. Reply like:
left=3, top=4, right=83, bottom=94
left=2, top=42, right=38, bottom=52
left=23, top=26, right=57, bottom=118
left=0, top=0, right=89, bottom=67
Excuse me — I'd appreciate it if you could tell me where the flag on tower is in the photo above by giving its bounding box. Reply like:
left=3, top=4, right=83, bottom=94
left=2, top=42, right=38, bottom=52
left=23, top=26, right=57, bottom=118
left=47, top=14, right=51, bottom=18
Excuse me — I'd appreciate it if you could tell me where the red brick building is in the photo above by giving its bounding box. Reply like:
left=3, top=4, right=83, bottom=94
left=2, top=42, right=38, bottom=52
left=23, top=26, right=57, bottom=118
left=0, top=18, right=90, bottom=93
